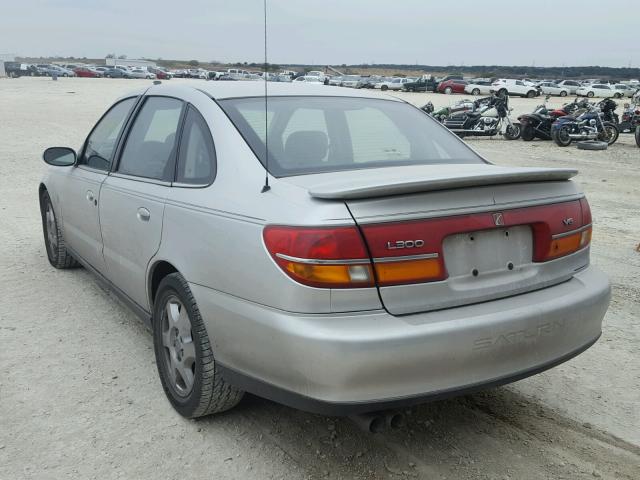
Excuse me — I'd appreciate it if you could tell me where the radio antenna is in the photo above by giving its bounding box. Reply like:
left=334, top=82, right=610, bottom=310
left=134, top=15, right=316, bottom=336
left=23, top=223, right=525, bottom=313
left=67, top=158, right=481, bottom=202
left=261, top=0, right=271, bottom=193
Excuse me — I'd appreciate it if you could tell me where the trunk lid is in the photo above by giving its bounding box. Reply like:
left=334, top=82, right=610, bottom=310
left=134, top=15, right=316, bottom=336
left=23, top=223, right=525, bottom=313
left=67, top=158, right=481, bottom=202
left=283, top=165, right=590, bottom=315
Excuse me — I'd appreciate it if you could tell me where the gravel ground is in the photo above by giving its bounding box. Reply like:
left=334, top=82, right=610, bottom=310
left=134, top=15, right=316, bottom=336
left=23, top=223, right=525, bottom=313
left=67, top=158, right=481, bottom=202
left=1, top=77, right=638, bottom=479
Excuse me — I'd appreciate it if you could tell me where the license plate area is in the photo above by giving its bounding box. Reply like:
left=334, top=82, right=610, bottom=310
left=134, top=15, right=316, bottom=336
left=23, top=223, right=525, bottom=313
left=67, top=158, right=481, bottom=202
left=443, top=226, right=533, bottom=279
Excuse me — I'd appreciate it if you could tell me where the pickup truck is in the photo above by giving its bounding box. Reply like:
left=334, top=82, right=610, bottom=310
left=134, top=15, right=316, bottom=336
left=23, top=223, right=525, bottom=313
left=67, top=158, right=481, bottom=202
left=4, top=62, right=39, bottom=78
left=403, top=77, right=438, bottom=92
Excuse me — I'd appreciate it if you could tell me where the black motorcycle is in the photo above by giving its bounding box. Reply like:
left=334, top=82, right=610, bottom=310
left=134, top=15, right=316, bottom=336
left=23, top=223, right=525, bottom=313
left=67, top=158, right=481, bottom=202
left=636, top=125, right=640, bottom=148
left=519, top=98, right=591, bottom=141
left=441, top=95, right=521, bottom=140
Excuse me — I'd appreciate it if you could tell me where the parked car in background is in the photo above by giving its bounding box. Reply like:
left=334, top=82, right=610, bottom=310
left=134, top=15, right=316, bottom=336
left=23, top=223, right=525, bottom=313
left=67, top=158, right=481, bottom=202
left=103, top=67, right=130, bottom=79
left=464, top=80, right=493, bottom=96
left=359, top=76, right=382, bottom=89
left=612, top=84, right=635, bottom=98
left=45, top=65, right=75, bottom=77
left=341, top=75, right=362, bottom=88
left=403, top=76, right=438, bottom=92
left=39, top=82, right=610, bottom=420
left=171, top=69, right=188, bottom=78
left=74, top=67, right=103, bottom=78
left=576, top=84, right=616, bottom=98
left=306, top=70, right=327, bottom=82
left=328, top=76, right=343, bottom=86
left=375, top=77, right=412, bottom=91
left=147, top=67, right=172, bottom=80
left=538, top=82, right=569, bottom=97
left=437, top=79, right=468, bottom=94
left=293, top=75, right=324, bottom=84
left=4, top=62, right=39, bottom=77
left=556, top=80, right=582, bottom=95
left=129, top=68, right=156, bottom=79
left=490, top=79, right=539, bottom=98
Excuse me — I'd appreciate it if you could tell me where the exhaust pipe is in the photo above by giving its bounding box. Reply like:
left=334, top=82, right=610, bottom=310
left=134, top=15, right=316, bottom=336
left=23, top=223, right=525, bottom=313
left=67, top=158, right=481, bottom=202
left=349, top=410, right=406, bottom=433
left=349, top=412, right=386, bottom=433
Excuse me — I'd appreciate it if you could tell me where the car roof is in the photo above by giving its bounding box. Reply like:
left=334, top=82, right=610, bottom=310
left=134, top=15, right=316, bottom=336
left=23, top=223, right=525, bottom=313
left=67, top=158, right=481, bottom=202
left=142, top=81, right=405, bottom=101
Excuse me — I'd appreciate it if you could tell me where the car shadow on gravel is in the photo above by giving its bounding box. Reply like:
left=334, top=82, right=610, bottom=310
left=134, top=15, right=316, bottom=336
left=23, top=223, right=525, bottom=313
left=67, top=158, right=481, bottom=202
left=202, top=388, right=639, bottom=480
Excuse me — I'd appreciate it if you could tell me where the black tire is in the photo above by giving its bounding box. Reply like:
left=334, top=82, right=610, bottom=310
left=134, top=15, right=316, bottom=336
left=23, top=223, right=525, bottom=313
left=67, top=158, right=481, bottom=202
left=587, top=91, right=594, bottom=98
left=498, top=88, right=508, bottom=98
left=472, top=88, right=480, bottom=95
left=40, top=190, right=80, bottom=269
left=614, top=93, right=622, bottom=99
left=599, top=122, right=619, bottom=145
left=526, top=90, right=536, bottom=98
left=521, top=124, right=536, bottom=141
left=552, top=126, right=573, bottom=147
left=381, top=85, right=388, bottom=91
left=503, top=122, right=521, bottom=140
left=153, top=273, right=243, bottom=418
left=560, top=90, right=567, bottom=97
left=636, top=126, right=640, bottom=148
left=576, top=140, right=608, bottom=151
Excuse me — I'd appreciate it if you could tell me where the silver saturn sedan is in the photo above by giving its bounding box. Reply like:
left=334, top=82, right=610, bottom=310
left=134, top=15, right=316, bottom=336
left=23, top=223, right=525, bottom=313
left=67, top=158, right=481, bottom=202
left=39, top=83, right=611, bottom=418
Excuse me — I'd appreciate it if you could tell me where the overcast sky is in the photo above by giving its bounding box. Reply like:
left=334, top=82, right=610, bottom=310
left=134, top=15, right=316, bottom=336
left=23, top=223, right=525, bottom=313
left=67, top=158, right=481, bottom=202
left=1, top=0, right=636, bottom=67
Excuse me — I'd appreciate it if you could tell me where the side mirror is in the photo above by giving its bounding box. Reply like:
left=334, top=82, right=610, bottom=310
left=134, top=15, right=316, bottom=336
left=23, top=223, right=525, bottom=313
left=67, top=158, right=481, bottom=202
left=43, top=147, right=76, bottom=166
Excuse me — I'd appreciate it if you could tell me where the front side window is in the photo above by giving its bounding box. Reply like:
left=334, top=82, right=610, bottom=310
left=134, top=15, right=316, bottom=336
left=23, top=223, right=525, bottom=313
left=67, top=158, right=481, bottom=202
left=80, top=97, right=136, bottom=171
left=219, top=96, right=483, bottom=177
left=117, top=97, right=183, bottom=181
left=176, top=107, right=216, bottom=185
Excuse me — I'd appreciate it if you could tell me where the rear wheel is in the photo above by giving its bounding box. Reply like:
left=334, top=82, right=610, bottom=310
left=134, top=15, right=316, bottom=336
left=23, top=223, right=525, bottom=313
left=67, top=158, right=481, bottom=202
left=472, top=88, right=480, bottom=95
left=381, top=85, right=388, bottom=91
left=153, top=273, right=243, bottom=418
left=552, top=125, right=573, bottom=147
left=560, top=90, right=567, bottom=97
left=614, top=93, right=623, bottom=99
left=498, top=88, right=508, bottom=98
left=526, top=90, right=536, bottom=98
left=587, top=91, right=594, bottom=98
left=40, top=190, right=79, bottom=269
left=521, top=124, right=536, bottom=141
left=599, top=122, right=619, bottom=145
left=503, top=122, right=521, bottom=140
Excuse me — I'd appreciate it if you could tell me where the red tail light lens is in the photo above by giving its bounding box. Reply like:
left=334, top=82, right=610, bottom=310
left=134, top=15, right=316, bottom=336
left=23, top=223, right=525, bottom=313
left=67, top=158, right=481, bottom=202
left=263, top=226, right=374, bottom=288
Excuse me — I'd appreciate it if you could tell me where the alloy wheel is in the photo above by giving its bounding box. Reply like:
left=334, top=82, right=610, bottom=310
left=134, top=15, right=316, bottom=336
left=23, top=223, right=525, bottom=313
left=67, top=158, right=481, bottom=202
left=161, top=296, right=196, bottom=397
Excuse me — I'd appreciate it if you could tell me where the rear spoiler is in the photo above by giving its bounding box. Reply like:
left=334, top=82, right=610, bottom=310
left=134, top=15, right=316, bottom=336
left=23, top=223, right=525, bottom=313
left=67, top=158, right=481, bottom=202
left=308, top=167, right=578, bottom=200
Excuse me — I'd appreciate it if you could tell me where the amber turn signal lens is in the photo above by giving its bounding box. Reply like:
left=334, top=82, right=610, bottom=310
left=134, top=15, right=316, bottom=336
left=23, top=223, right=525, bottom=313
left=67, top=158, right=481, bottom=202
left=284, top=262, right=374, bottom=288
left=546, top=227, right=591, bottom=260
left=374, top=258, right=444, bottom=286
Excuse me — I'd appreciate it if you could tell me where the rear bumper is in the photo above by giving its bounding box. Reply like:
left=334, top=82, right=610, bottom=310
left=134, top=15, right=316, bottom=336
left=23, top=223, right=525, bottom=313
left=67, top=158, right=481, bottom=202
left=191, top=265, right=610, bottom=415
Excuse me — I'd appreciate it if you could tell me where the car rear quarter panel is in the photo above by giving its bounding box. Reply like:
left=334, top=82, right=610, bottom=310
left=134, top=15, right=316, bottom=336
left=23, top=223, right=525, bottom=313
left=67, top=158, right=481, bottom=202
left=152, top=88, right=381, bottom=314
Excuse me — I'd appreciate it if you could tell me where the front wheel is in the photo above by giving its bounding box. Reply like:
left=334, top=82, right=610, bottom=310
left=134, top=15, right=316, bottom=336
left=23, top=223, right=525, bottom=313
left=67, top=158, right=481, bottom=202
left=560, top=90, right=567, bottom=97
left=521, top=124, right=536, bottom=141
left=526, top=90, right=536, bottom=98
left=599, top=122, right=619, bottom=145
left=587, top=91, right=595, bottom=98
left=444, top=87, right=453, bottom=95
left=40, top=190, right=79, bottom=269
left=503, top=122, right=521, bottom=140
left=552, top=125, right=573, bottom=147
left=472, top=88, right=480, bottom=95
left=153, top=273, right=244, bottom=418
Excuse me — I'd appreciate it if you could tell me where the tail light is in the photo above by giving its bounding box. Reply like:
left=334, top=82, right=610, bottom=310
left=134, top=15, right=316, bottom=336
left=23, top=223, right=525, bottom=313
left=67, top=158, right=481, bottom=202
left=263, top=226, right=374, bottom=288
left=264, top=199, right=593, bottom=289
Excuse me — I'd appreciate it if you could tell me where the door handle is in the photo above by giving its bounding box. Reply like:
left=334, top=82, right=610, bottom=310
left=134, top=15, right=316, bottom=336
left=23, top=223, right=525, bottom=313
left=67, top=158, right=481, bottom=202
left=86, top=190, right=97, bottom=205
left=137, top=207, right=151, bottom=222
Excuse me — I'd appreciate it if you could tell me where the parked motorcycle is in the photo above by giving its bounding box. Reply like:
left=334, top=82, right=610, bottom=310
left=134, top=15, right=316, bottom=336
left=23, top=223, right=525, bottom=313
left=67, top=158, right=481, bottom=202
left=636, top=126, right=640, bottom=147
left=519, top=96, right=569, bottom=141
left=551, top=102, right=619, bottom=147
left=441, top=95, right=521, bottom=140
left=618, top=103, right=640, bottom=133
left=421, top=98, right=480, bottom=122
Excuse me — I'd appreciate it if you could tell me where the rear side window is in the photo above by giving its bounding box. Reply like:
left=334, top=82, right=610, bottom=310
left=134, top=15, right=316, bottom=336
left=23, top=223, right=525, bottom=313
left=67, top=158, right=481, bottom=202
left=176, top=107, right=216, bottom=185
left=80, top=97, right=136, bottom=171
left=118, top=97, right=183, bottom=181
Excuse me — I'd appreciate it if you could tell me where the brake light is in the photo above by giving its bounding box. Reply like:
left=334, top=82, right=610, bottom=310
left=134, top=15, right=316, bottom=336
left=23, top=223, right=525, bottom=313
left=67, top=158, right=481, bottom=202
left=263, top=226, right=374, bottom=288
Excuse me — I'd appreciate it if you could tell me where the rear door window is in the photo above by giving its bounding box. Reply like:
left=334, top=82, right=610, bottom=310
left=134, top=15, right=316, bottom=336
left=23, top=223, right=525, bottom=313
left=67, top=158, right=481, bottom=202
left=117, top=97, right=184, bottom=181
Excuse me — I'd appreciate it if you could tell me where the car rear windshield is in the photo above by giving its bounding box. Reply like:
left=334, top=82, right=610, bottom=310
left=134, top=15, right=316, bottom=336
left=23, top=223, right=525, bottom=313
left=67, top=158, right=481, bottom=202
left=218, top=96, right=484, bottom=177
